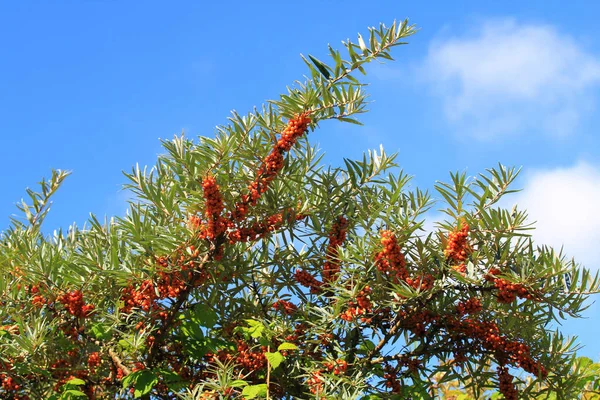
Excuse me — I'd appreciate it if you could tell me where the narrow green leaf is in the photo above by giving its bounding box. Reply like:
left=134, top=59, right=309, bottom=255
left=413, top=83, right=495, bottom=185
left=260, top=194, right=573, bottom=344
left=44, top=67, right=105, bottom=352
left=308, top=55, right=331, bottom=79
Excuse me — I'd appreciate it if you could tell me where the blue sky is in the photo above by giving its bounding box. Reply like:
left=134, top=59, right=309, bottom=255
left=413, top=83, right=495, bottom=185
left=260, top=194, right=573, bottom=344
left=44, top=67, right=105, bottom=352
left=1, top=1, right=599, bottom=360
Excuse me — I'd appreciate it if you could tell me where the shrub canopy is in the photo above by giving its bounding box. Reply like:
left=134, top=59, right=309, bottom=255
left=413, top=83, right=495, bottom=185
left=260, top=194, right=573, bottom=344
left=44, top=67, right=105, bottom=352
left=0, top=20, right=598, bottom=400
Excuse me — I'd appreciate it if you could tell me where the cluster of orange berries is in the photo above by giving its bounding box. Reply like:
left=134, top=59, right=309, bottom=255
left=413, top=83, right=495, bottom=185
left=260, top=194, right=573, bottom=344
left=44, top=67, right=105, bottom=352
left=29, top=285, right=47, bottom=307
left=205, top=340, right=268, bottom=378
left=452, top=263, right=467, bottom=275
left=87, top=352, right=101, bottom=373
left=228, top=211, right=305, bottom=244
left=486, top=268, right=533, bottom=304
left=375, top=230, right=408, bottom=283
left=456, top=297, right=482, bottom=316
left=405, top=274, right=435, bottom=292
left=284, top=322, right=308, bottom=344
left=322, top=216, right=348, bottom=283
left=306, top=370, right=324, bottom=396
left=324, top=359, right=348, bottom=375
left=495, top=279, right=532, bottom=303
left=444, top=223, right=470, bottom=263
left=57, top=290, right=94, bottom=318
left=340, top=286, right=372, bottom=322
left=294, top=269, right=323, bottom=294
left=233, top=113, right=311, bottom=220
left=49, top=358, right=89, bottom=391
left=497, top=366, right=518, bottom=400
left=319, top=333, right=333, bottom=345
left=132, top=362, right=145, bottom=372
left=375, top=230, right=435, bottom=293
left=398, top=309, right=436, bottom=337
left=199, top=175, right=227, bottom=240
left=0, top=374, right=20, bottom=394
left=0, top=361, right=29, bottom=400
left=272, top=299, right=297, bottom=315
left=121, top=280, right=157, bottom=313
left=447, top=317, right=547, bottom=379
left=0, top=325, right=19, bottom=335
left=121, top=249, right=209, bottom=314
left=504, top=341, right=547, bottom=378
left=383, top=364, right=401, bottom=393
left=235, top=341, right=267, bottom=374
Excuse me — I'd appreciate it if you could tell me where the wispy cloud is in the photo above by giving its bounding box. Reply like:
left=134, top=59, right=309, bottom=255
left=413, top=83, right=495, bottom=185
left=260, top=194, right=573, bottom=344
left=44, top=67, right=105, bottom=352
left=419, top=19, right=600, bottom=139
left=510, top=162, right=600, bottom=271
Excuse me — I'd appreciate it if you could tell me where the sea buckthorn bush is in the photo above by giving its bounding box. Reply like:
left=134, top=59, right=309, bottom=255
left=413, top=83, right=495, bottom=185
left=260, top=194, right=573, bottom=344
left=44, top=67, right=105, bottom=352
left=1, top=20, right=599, bottom=400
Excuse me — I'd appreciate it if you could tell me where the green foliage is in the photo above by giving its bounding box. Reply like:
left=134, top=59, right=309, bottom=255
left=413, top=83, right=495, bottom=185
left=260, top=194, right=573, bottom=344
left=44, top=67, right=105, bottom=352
left=433, top=356, right=600, bottom=399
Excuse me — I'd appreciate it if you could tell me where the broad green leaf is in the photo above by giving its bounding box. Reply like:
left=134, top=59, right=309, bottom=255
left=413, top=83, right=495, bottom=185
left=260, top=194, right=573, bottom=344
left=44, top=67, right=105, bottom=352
left=122, top=371, right=141, bottom=389
left=64, top=377, right=85, bottom=386
left=308, top=55, right=331, bottom=80
left=242, top=383, right=268, bottom=399
left=89, top=323, right=112, bottom=341
left=60, top=390, right=88, bottom=399
left=193, top=304, right=218, bottom=328
left=277, top=342, right=298, bottom=351
left=230, top=379, right=248, bottom=388
left=134, top=370, right=158, bottom=398
left=265, top=351, right=285, bottom=369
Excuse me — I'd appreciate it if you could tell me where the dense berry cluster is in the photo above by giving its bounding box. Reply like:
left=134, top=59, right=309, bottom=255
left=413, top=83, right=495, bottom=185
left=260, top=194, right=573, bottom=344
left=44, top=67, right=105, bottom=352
left=375, top=230, right=408, bottom=282
left=121, top=279, right=157, bottom=313
left=87, top=352, right=101, bottom=373
left=383, top=364, right=402, bottom=393
left=405, top=274, right=435, bottom=292
left=444, top=223, right=470, bottom=263
left=486, top=268, right=533, bottom=304
left=121, top=248, right=209, bottom=315
left=447, top=317, right=547, bottom=378
left=1, top=373, right=23, bottom=399
left=374, top=230, right=434, bottom=293
left=306, top=370, right=324, bottom=396
left=452, top=263, right=467, bottom=275
left=199, top=175, right=227, bottom=240
left=324, top=359, right=348, bottom=375
left=294, top=269, right=323, bottom=294
left=456, top=297, right=482, bottom=316
left=57, top=290, right=94, bottom=318
left=207, top=340, right=267, bottom=377
left=322, top=216, right=348, bottom=283
left=233, top=113, right=311, bottom=220
left=272, top=299, right=297, bottom=315
left=495, top=278, right=532, bottom=303
left=228, top=210, right=306, bottom=243
left=398, top=309, right=436, bottom=337
left=340, top=286, right=372, bottom=321
left=497, top=366, right=518, bottom=400
left=28, top=284, right=48, bottom=307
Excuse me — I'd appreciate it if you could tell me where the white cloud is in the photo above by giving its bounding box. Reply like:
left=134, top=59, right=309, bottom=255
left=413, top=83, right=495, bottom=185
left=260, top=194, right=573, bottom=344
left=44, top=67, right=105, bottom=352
left=420, top=19, right=600, bottom=139
left=510, top=162, right=600, bottom=271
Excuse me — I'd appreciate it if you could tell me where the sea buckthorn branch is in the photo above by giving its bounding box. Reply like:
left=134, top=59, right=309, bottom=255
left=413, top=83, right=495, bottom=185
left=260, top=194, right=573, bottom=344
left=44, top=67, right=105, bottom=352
left=305, top=20, right=417, bottom=106
left=322, top=216, right=349, bottom=284
left=146, top=246, right=219, bottom=366
left=107, top=348, right=131, bottom=377
left=197, top=21, right=417, bottom=190
left=469, top=164, right=522, bottom=220
left=231, top=112, right=312, bottom=222
left=13, top=169, right=71, bottom=231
